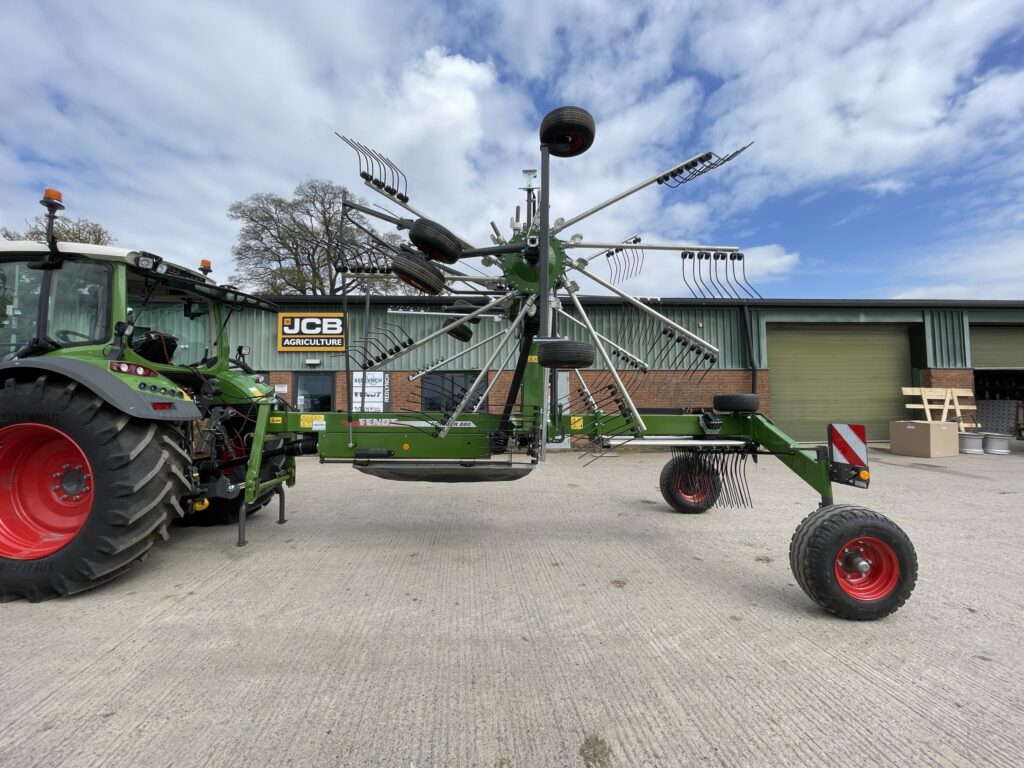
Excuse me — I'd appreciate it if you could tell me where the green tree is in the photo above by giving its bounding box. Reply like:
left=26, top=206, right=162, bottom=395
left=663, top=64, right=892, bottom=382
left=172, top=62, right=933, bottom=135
left=227, top=179, right=413, bottom=296
left=1, top=216, right=115, bottom=245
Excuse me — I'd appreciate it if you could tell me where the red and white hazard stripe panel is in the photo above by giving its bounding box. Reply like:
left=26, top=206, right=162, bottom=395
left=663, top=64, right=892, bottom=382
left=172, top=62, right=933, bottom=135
left=829, top=423, right=868, bottom=467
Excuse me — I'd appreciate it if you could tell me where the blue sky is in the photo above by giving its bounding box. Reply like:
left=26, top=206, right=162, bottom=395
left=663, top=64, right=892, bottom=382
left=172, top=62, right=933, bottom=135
left=1, top=0, right=1023, bottom=299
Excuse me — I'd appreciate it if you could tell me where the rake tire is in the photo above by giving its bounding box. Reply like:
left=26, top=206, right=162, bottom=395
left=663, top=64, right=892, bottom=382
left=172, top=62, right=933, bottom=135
left=409, top=219, right=462, bottom=264
left=789, top=504, right=917, bottom=620
left=0, top=375, right=191, bottom=601
left=391, top=250, right=446, bottom=295
left=659, top=456, right=721, bottom=514
left=540, top=106, right=596, bottom=158
left=537, top=339, right=594, bottom=369
left=713, top=393, right=759, bottom=413
left=443, top=317, right=474, bottom=343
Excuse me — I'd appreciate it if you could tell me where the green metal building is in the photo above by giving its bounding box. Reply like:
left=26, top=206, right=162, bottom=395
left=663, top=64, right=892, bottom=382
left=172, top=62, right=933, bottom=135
left=228, top=295, right=1024, bottom=442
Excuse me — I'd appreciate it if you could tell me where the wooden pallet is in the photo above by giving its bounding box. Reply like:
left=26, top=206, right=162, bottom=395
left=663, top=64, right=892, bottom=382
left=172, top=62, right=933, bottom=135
left=901, top=387, right=978, bottom=432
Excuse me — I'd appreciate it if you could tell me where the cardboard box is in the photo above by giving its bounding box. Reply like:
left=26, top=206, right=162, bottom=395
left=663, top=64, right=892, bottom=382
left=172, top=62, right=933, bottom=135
left=889, top=420, right=959, bottom=458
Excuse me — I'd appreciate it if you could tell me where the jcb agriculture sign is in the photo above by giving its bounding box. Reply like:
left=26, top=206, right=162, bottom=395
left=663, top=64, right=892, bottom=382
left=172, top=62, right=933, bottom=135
left=277, top=312, right=346, bottom=352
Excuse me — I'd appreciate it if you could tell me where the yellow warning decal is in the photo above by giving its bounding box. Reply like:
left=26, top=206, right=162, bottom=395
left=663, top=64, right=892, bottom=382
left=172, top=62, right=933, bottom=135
left=269, top=416, right=283, bottom=424
left=570, top=416, right=584, bottom=431
left=299, top=413, right=324, bottom=429
left=528, top=354, right=539, bottom=363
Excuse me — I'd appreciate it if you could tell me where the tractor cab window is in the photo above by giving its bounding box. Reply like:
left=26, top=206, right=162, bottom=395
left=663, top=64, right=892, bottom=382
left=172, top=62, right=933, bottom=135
left=126, top=271, right=215, bottom=367
left=0, top=257, right=111, bottom=362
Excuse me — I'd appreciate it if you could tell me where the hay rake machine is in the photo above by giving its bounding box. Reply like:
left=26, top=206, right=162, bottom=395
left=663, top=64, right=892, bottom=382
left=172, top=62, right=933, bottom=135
left=0, top=108, right=916, bottom=616
left=273, top=106, right=917, bottom=620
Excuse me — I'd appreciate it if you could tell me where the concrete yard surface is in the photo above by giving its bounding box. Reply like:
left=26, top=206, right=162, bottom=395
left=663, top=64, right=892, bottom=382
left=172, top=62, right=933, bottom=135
left=2, top=446, right=1023, bottom=767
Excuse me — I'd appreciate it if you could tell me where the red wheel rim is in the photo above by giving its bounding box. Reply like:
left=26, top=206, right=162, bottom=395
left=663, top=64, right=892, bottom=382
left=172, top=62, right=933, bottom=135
left=834, top=536, right=900, bottom=601
left=397, top=273, right=433, bottom=294
left=0, top=424, right=94, bottom=559
left=675, top=467, right=709, bottom=504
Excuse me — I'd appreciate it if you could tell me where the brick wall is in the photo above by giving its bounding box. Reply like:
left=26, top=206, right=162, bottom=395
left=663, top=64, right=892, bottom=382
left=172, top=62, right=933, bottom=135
left=570, top=369, right=770, bottom=415
left=268, top=372, right=292, bottom=405
left=272, top=368, right=772, bottom=416
left=390, top=372, right=422, bottom=412
left=920, top=368, right=975, bottom=391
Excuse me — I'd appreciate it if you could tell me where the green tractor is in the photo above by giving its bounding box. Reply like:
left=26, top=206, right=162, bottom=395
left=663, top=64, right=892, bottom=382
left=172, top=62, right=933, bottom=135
left=0, top=189, right=309, bottom=601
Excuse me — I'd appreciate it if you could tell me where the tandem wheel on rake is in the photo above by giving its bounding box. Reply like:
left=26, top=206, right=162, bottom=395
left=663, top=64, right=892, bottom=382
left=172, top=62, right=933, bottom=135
left=789, top=505, right=917, bottom=620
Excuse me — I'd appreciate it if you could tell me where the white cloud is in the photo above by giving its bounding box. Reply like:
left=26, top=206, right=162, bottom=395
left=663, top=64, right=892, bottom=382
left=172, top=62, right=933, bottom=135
left=743, top=244, right=800, bottom=282
left=0, top=0, right=1021, bottom=302
left=889, top=232, right=1024, bottom=299
left=861, top=179, right=911, bottom=196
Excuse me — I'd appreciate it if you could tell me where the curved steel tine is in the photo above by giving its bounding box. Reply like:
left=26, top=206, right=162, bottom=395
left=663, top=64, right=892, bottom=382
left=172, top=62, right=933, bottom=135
left=712, top=252, right=737, bottom=301
left=717, top=252, right=741, bottom=299
left=378, top=149, right=406, bottom=199
left=354, top=140, right=385, bottom=188
left=338, top=134, right=369, bottom=181
left=367, top=145, right=397, bottom=195
left=738, top=253, right=763, bottom=299
left=691, top=252, right=708, bottom=298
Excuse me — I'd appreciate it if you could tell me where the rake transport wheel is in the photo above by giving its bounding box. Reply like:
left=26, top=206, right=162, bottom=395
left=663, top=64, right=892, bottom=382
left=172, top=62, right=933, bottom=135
left=390, top=250, right=446, bottom=295
left=0, top=376, right=190, bottom=601
left=789, top=504, right=917, bottom=620
left=537, top=339, right=594, bottom=369
left=443, top=316, right=474, bottom=343
left=540, top=106, right=596, bottom=158
left=409, top=218, right=462, bottom=264
left=659, top=455, right=722, bottom=513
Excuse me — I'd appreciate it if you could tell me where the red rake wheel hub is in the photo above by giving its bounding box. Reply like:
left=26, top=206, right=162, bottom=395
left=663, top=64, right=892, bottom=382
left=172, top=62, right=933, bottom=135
left=834, top=536, right=900, bottom=601
left=675, top=468, right=709, bottom=504
left=0, top=424, right=94, bottom=559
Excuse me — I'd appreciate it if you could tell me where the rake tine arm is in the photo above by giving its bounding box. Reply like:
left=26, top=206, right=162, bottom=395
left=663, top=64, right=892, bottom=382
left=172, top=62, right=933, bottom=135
left=569, top=261, right=718, bottom=353
left=437, top=298, right=534, bottom=438
left=552, top=149, right=730, bottom=236
left=365, top=291, right=516, bottom=371
left=565, top=286, right=646, bottom=432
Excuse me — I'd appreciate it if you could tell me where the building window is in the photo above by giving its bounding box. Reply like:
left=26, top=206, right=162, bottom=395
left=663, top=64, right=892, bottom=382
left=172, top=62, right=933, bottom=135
left=295, top=372, right=333, bottom=412
left=421, top=371, right=487, bottom=413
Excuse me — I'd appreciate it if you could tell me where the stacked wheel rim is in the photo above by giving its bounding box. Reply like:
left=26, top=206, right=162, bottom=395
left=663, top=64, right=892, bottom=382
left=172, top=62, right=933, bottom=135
left=0, top=423, right=93, bottom=559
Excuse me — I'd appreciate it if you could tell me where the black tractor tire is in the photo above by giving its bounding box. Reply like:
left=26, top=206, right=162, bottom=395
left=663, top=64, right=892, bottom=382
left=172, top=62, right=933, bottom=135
left=658, top=455, right=722, bottom=513
left=789, top=504, right=917, bottom=620
left=537, top=339, right=594, bottom=369
left=540, top=106, right=596, bottom=157
left=713, top=393, right=759, bottom=413
left=0, top=375, right=191, bottom=601
left=390, top=250, right=446, bottom=295
left=409, top=218, right=462, bottom=264
left=443, top=317, right=474, bottom=343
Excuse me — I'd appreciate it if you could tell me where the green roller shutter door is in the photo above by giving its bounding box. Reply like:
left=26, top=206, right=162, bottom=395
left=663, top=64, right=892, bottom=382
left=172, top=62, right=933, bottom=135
left=767, top=325, right=912, bottom=442
left=970, top=326, right=1024, bottom=369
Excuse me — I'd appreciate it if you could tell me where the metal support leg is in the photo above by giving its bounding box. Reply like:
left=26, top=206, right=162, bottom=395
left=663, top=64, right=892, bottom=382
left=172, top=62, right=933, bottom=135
left=276, top=486, right=287, bottom=525
left=816, top=445, right=834, bottom=507
left=237, top=503, right=248, bottom=547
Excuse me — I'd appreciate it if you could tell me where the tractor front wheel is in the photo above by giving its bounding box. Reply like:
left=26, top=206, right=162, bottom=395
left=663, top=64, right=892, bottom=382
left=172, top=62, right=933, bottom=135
left=789, top=504, right=917, bottom=620
left=658, top=455, right=721, bottom=513
left=0, top=376, right=191, bottom=601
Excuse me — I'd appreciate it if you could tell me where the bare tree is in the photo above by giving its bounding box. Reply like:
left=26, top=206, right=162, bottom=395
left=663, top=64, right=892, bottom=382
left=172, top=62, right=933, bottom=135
left=2, top=216, right=114, bottom=245
left=227, top=179, right=412, bottom=295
